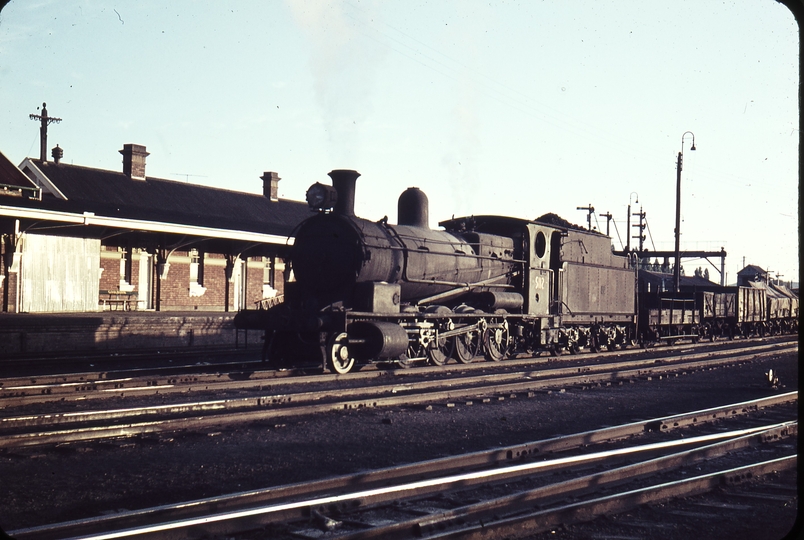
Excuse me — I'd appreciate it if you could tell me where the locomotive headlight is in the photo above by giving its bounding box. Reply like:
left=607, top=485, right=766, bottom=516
left=305, top=182, right=338, bottom=211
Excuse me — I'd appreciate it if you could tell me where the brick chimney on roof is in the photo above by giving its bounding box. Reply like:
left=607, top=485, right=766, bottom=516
left=119, top=144, right=149, bottom=180
left=261, top=171, right=280, bottom=201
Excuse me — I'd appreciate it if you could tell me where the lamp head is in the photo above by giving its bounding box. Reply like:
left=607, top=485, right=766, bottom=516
left=690, top=142, right=696, bottom=151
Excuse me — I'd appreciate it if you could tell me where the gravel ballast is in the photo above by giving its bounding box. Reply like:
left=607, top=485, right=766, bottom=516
left=0, top=350, right=798, bottom=538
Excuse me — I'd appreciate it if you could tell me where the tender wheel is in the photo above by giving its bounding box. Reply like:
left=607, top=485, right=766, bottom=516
left=428, top=334, right=453, bottom=366
left=453, top=331, right=480, bottom=364
left=484, top=323, right=509, bottom=362
left=328, top=332, right=355, bottom=374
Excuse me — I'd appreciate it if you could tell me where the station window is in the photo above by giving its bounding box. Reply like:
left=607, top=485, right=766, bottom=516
left=119, top=246, right=134, bottom=291
left=189, top=249, right=207, bottom=297
left=263, top=256, right=278, bottom=298
left=189, top=249, right=205, bottom=286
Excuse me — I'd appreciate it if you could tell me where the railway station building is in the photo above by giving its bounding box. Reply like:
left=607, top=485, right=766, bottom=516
left=0, top=145, right=310, bottom=315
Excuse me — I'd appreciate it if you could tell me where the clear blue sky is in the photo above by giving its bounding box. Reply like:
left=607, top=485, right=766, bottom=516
left=0, top=0, right=798, bottom=285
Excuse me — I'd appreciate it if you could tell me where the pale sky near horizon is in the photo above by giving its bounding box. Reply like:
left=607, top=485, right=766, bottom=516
left=0, top=0, right=799, bottom=285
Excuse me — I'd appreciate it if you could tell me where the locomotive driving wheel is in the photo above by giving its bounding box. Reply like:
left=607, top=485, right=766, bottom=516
left=484, top=321, right=510, bottom=361
left=328, top=332, right=355, bottom=374
left=454, top=329, right=480, bottom=363
left=428, top=333, right=454, bottom=366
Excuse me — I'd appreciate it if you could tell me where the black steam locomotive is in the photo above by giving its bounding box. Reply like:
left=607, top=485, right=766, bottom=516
left=235, top=169, right=638, bottom=373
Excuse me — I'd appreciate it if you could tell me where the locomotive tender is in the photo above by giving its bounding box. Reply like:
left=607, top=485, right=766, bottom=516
left=235, top=169, right=637, bottom=373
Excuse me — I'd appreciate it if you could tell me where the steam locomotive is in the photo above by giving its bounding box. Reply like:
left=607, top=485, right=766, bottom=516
left=236, top=169, right=640, bottom=373
left=235, top=170, right=797, bottom=374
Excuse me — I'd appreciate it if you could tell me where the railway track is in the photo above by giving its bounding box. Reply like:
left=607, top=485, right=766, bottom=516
left=0, top=345, right=797, bottom=449
left=0, top=340, right=796, bottom=449
left=8, top=393, right=796, bottom=540
left=0, top=345, right=262, bottom=379
left=0, top=337, right=794, bottom=408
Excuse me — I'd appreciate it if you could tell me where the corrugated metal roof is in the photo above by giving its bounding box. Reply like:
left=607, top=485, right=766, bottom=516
left=29, top=159, right=311, bottom=237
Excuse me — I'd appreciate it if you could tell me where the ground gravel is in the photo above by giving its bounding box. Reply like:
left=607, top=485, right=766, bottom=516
left=0, top=350, right=798, bottom=538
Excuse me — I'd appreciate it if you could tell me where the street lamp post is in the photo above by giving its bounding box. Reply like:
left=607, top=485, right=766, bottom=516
left=674, top=131, right=696, bottom=292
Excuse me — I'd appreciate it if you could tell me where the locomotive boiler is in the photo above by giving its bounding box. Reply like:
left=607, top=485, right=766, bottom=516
left=235, top=169, right=638, bottom=373
left=291, top=169, right=518, bottom=313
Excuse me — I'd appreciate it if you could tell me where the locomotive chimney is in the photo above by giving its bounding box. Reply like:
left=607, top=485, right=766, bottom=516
left=397, top=187, right=429, bottom=228
left=328, top=169, right=360, bottom=216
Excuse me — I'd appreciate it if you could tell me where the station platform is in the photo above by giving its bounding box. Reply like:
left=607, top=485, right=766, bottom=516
left=0, top=311, right=264, bottom=361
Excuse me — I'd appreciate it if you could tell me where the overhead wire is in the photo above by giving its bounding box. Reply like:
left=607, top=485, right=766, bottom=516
left=644, top=216, right=657, bottom=251
left=610, top=219, right=624, bottom=250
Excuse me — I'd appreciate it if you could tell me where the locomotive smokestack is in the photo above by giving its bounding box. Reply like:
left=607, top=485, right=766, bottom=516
left=398, top=187, right=429, bottom=228
left=328, top=169, right=360, bottom=216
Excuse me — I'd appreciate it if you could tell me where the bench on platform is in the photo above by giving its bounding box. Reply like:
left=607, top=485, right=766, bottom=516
left=99, top=290, right=138, bottom=311
left=256, top=295, right=284, bottom=310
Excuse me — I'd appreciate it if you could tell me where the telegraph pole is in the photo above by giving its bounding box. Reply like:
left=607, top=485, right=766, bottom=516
left=29, top=103, right=62, bottom=162
left=632, top=208, right=646, bottom=252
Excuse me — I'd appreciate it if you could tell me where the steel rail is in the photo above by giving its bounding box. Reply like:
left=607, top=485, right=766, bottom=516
left=340, top=423, right=798, bottom=539
left=6, top=395, right=797, bottom=540
left=1, top=345, right=796, bottom=431
left=0, top=359, right=273, bottom=389
left=2, top=343, right=794, bottom=424
left=1, top=335, right=794, bottom=394
left=0, top=337, right=793, bottom=406
left=0, top=347, right=796, bottom=447
left=422, top=455, right=798, bottom=540
left=0, top=339, right=794, bottom=409
left=9, top=419, right=796, bottom=540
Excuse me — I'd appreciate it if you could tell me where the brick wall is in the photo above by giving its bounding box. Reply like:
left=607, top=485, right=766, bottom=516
left=246, top=257, right=264, bottom=308
left=0, top=312, right=262, bottom=356
left=159, top=252, right=192, bottom=309
left=156, top=252, right=237, bottom=312
left=201, top=254, right=231, bottom=309
left=99, top=246, right=123, bottom=292
left=1, top=271, right=16, bottom=313
left=1, top=245, right=17, bottom=313
left=4, top=240, right=289, bottom=313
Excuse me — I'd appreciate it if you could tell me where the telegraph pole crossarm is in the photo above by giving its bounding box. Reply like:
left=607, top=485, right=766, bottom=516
left=29, top=102, right=62, bottom=162
left=632, top=208, right=646, bottom=252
